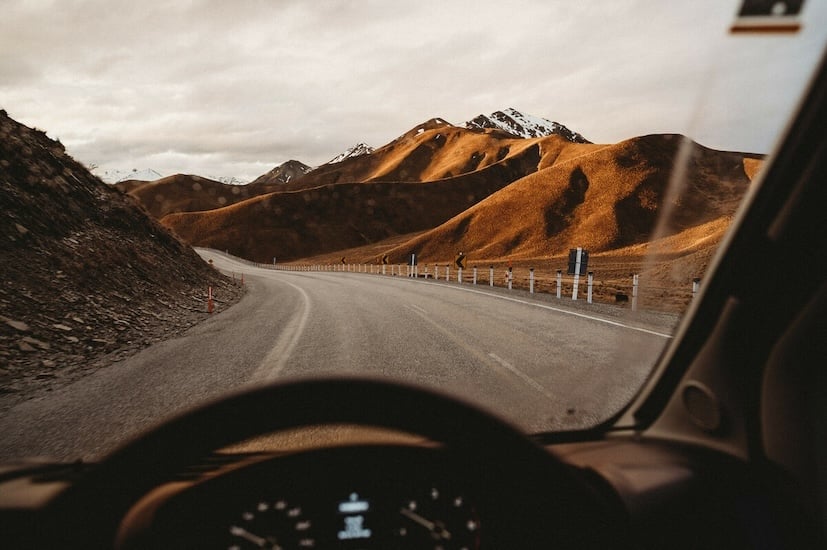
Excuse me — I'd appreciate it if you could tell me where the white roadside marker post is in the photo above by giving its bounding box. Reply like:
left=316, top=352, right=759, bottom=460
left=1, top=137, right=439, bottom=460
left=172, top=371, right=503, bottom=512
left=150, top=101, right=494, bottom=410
left=571, top=247, right=583, bottom=301
left=587, top=271, right=594, bottom=304
left=556, top=270, right=562, bottom=298
left=632, top=274, right=640, bottom=311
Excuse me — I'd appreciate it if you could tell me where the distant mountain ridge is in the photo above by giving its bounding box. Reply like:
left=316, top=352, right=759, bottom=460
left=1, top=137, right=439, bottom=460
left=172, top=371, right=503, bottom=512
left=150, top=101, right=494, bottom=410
left=465, top=107, right=590, bottom=143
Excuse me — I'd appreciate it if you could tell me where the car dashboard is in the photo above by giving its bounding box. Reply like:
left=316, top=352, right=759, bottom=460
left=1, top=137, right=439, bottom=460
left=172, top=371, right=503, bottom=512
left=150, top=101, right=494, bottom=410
left=0, top=428, right=820, bottom=550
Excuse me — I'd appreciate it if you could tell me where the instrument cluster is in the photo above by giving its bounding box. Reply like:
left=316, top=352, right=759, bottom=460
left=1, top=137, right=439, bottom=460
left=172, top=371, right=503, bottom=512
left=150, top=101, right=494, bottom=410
left=122, top=446, right=486, bottom=549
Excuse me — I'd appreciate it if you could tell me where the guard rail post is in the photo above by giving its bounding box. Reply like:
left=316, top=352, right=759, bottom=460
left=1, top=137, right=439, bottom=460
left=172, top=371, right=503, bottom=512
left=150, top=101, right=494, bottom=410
left=529, top=268, right=535, bottom=294
left=632, top=274, right=640, bottom=311
left=489, top=266, right=494, bottom=287
left=587, top=271, right=594, bottom=304
left=472, top=266, right=478, bottom=285
left=556, top=270, right=562, bottom=298
left=446, top=265, right=450, bottom=282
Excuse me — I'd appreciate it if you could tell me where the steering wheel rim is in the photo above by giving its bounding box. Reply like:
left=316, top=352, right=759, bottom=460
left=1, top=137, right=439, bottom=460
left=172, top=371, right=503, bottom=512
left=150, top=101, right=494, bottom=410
left=44, top=376, right=622, bottom=548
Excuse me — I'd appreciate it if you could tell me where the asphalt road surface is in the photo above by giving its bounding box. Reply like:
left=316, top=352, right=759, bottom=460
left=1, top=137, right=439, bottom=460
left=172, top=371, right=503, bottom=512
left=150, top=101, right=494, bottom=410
left=0, top=250, right=671, bottom=461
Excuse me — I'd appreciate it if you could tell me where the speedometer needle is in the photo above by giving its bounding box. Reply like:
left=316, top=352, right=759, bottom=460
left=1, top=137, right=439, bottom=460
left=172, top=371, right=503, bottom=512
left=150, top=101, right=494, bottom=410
left=400, top=507, right=452, bottom=540
left=229, top=525, right=283, bottom=549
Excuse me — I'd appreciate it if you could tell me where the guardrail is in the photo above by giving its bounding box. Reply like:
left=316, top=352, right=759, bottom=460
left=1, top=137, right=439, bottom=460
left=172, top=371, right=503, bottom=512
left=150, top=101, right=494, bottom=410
left=204, top=249, right=701, bottom=314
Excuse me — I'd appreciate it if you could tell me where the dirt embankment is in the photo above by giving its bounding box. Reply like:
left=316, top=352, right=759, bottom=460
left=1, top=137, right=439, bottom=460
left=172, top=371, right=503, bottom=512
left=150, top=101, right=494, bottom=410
left=0, top=110, right=244, bottom=410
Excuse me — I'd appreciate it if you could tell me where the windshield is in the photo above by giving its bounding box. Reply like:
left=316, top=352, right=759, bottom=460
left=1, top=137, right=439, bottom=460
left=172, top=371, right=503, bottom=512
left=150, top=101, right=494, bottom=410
left=1, top=1, right=825, bottom=461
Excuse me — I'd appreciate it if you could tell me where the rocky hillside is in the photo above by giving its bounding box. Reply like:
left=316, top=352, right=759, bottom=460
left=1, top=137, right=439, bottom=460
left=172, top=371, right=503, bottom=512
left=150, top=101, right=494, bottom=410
left=0, top=110, right=243, bottom=407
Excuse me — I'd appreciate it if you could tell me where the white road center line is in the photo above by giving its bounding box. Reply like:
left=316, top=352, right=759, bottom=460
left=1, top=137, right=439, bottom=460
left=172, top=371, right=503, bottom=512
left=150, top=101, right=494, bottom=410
left=250, top=278, right=312, bottom=382
left=488, top=352, right=556, bottom=401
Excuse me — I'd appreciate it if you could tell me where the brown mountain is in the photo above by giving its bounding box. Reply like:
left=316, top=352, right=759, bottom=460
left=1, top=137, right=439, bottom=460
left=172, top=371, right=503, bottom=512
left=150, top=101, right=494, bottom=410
left=160, top=141, right=545, bottom=262
left=271, top=118, right=555, bottom=191
left=248, top=159, right=313, bottom=188
left=121, top=173, right=258, bottom=218
left=385, top=134, right=756, bottom=262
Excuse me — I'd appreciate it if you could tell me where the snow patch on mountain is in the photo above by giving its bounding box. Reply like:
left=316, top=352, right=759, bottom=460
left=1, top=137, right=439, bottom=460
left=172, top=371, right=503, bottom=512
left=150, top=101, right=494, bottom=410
left=465, top=108, right=589, bottom=143
left=327, top=143, right=374, bottom=164
left=95, top=168, right=163, bottom=184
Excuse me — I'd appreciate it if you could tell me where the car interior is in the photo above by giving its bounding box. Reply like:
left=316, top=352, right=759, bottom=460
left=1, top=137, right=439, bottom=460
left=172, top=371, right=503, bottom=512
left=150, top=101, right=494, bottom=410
left=1, top=14, right=825, bottom=550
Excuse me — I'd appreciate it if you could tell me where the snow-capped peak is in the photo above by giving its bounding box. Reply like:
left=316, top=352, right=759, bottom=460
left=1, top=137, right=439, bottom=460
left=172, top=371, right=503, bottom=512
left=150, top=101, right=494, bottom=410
left=465, top=108, right=589, bottom=143
left=327, top=142, right=374, bottom=164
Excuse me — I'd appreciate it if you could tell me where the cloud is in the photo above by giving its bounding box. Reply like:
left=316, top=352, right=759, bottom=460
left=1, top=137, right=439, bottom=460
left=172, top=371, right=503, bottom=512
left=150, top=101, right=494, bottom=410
left=1, top=0, right=824, bottom=181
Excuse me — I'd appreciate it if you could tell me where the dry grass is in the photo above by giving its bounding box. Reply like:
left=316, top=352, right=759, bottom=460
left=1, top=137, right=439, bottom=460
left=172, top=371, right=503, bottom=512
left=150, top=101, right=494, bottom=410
left=382, top=135, right=751, bottom=264
left=158, top=120, right=760, bottom=314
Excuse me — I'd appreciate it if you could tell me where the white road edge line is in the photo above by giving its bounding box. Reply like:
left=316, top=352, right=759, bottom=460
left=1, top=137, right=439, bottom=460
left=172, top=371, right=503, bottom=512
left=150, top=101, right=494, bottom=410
left=423, top=282, right=673, bottom=338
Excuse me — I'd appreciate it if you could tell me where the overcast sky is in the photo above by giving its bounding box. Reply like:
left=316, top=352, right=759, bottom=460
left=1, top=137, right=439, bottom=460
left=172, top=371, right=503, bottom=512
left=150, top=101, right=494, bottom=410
left=2, top=1, right=824, bottom=182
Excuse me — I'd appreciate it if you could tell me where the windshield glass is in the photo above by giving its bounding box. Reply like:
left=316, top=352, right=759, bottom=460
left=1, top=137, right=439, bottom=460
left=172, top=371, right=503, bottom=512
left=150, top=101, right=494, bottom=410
left=1, top=1, right=825, bottom=461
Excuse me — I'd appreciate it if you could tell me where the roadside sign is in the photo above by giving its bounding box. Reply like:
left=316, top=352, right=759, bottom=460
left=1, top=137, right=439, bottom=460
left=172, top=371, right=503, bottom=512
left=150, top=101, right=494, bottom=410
left=731, top=0, right=803, bottom=33
left=567, top=248, right=589, bottom=275
left=455, top=252, right=466, bottom=269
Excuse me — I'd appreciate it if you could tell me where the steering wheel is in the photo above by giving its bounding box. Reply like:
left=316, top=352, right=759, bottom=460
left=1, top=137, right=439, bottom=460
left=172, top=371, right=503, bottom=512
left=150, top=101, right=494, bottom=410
left=42, top=377, right=624, bottom=548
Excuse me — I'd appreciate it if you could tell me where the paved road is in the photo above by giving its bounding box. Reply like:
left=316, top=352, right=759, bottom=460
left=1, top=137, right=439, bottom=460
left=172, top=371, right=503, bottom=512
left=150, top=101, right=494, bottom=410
left=0, top=250, right=670, bottom=461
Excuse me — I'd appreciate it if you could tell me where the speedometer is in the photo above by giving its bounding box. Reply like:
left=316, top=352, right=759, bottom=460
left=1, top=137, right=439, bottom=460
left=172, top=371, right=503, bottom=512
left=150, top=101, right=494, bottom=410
left=395, top=486, right=481, bottom=550
left=226, top=499, right=316, bottom=549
